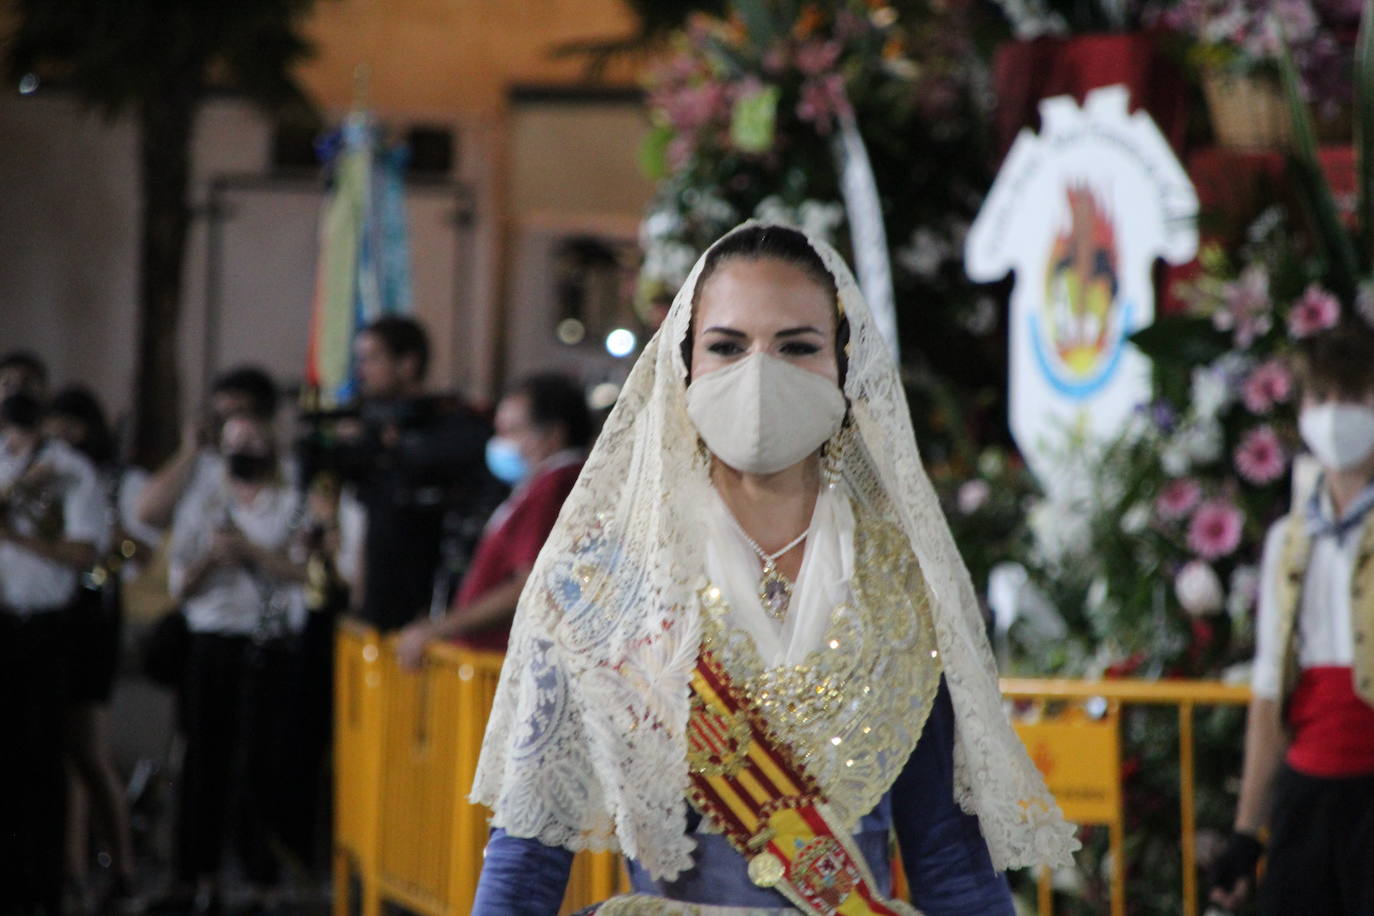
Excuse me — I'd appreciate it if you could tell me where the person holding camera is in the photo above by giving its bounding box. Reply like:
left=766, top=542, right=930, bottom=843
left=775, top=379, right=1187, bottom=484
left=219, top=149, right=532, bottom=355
left=135, top=366, right=281, bottom=531
left=166, top=411, right=311, bottom=914
left=343, top=315, right=493, bottom=632
left=395, top=373, right=591, bottom=667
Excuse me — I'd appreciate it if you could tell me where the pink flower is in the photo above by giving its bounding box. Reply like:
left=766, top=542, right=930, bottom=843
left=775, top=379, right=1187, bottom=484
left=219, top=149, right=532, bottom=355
left=1156, top=478, right=1202, bottom=521
left=1241, top=360, right=1293, bottom=414
left=1287, top=284, right=1341, bottom=338
left=1234, top=425, right=1287, bottom=485
left=1212, top=265, right=1272, bottom=348
left=796, top=73, right=851, bottom=134
left=794, top=40, right=843, bottom=76
left=652, top=82, right=729, bottom=134
left=1187, top=499, right=1244, bottom=560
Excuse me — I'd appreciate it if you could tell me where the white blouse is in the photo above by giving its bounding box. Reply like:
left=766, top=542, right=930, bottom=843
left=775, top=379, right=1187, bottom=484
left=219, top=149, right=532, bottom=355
left=701, top=481, right=855, bottom=668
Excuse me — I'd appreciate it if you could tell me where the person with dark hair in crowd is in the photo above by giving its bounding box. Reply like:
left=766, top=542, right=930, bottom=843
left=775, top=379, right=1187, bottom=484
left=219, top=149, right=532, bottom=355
left=0, top=348, right=50, bottom=400
left=342, top=315, right=493, bottom=632
left=1212, top=327, right=1374, bottom=914
left=166, top=411, right=316, bottom=914
left=44, top=386, right=154, bottom=912
left=395, top=373, right=591, bottom=665
left=135, top=365, right=280, bottom=531
left=0, top=386, right=105, bottom=916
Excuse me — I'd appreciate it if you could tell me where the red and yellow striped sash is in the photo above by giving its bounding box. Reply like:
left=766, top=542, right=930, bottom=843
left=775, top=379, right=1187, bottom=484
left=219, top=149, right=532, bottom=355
left=686, top=646, right=910, bottom=916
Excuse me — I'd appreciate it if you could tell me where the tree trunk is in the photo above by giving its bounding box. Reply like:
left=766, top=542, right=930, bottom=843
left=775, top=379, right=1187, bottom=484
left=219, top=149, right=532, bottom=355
left=132, top=80, right=200, bottom=468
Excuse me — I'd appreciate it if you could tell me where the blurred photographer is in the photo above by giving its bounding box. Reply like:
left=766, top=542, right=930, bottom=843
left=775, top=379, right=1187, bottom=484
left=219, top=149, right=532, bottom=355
left=394, top=373, right=590, bottom=668
left=135, top=365, right=280, bottom=531
left=332, top=316, right=494, bottom=632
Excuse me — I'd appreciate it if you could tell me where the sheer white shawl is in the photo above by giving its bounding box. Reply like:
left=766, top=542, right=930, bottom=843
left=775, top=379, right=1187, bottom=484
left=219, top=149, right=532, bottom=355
left=471, top=222, right=1077, bottom=879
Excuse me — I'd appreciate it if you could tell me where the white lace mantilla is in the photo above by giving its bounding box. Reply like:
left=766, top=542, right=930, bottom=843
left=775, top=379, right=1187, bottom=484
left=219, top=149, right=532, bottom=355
left=471, top=222, right=1079, bottom=880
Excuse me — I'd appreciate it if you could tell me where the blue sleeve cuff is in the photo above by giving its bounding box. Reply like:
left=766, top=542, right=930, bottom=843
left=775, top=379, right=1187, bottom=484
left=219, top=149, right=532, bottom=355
left=472, top=827, right=576, bottom=916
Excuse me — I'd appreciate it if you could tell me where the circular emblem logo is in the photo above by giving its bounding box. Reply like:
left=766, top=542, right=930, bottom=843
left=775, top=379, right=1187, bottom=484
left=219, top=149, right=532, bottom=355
left=1033, top=181, right=1130, bottom=399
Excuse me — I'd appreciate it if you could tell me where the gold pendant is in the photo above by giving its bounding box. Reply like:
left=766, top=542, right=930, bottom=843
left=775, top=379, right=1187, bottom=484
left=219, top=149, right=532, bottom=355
left=758, top=561, right=792, bottom=620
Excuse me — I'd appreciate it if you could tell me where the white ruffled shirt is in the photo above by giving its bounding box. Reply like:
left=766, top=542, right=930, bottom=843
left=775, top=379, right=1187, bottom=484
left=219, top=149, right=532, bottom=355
left=701, top=482, right=854, bottom=667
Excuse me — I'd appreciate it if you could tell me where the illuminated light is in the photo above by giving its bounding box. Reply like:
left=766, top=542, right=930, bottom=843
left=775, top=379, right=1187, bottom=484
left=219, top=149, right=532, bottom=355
left=605, top=328, right=637, bottom=358
left=18, top=74, right=39, bottom=95
left=830, top=736, right=842, bottom=746
left=556, top=318, right=585, bottom=345
left=589, top=381, right=621, bottom=410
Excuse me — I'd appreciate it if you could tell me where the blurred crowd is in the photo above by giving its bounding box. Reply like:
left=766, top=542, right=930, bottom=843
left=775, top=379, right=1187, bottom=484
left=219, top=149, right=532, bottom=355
left=0, top=316, right=593, bottom=916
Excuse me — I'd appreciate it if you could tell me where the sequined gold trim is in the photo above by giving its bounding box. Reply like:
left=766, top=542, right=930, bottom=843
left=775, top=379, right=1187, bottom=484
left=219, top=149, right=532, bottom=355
left=699, top=505, right=943, bottom=831
left=594, top=896, right=801, bottom=915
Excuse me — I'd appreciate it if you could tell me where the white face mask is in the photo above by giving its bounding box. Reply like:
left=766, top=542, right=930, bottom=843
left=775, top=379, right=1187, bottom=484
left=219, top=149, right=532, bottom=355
left=1299, top=402, right=1374, bottom=471
left=685, top=351, right=846, bottom=475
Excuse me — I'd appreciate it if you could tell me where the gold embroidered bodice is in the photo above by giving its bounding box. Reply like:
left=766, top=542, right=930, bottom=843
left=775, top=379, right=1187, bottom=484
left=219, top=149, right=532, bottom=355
left=697, top=504, right=944, bottom=830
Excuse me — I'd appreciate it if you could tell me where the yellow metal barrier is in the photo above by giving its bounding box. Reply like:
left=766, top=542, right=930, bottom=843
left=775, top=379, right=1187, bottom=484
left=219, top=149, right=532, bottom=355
left=1002, top=678, right=1252, bottom=916
left=334, top=623, right=627, bottom=916
left=334, top=625, right=1250, bottom=916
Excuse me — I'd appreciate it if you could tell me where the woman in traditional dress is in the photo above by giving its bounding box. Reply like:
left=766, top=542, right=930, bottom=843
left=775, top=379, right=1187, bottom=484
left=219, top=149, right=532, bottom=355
left=470, top=223, right=1077, bottom=915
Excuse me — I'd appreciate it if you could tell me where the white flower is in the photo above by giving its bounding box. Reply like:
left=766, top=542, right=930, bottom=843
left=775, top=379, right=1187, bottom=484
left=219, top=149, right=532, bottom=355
left=1163, top=418, right=1224, bottom=476
left=1120, top=502, right=1150, bottom=535
left=798, top=200, right=845, bottom=243
left=1190, top=365, right=1234, bottom=421
left=1356, top=280, right=1374, bottom=330
left=957, top=479, right=991, bottom=514
left=641, top=207, right=681, bottom=243
left=753, top=195, right=797, bottom=227
left=1227, top=564, right=1260, bottom=618
left=897, top=227, right=949, bottom=278
left=1028, top=497, right=1092, bottom=566
left=695, top=192, right=737, bottom=226
left=1175, top=560, right=1225, bottom=616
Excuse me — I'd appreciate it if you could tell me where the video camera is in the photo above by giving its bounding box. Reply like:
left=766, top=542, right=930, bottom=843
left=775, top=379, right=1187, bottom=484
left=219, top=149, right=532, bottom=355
left=295, top=394, right=489, bottom=503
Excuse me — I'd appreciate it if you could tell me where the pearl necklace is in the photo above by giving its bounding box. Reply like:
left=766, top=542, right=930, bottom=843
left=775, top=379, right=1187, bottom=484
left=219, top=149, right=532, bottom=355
left=725, top=514, right=811, bottom=621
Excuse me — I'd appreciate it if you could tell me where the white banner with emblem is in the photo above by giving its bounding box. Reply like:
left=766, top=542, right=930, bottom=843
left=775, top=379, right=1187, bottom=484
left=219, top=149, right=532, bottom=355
left=965, top=85, right=1198, bottom=495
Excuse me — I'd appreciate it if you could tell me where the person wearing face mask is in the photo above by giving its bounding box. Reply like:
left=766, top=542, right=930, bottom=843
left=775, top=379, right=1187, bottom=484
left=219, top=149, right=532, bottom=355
left=394, top=374, right=591, bottom=668
left=135, top=365, right=281, bottom=531
left=0, top=387, right=104, bottom=916
left=166, top=412, right=313, bottom=914
left=1211, top=329, right=1374, bottom=915
left=467, top=224, right=1075, bottom=916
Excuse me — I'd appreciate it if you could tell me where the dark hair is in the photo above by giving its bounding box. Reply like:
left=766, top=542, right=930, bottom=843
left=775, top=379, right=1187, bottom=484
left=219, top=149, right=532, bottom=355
left=683, top=225, right=849, bottom=383
left=49, top=385, right=116, bottom=466
left=0, top=391, right=43, bottom=432
left=362, top=315, right=430, bottom=380
left=511, top=373, right=594, bottom=450
left=1293, top=327, right=1374, bottom=400
left=211, top=365, right=279, bottom=419
left=0, top=350, right=48, bottom=389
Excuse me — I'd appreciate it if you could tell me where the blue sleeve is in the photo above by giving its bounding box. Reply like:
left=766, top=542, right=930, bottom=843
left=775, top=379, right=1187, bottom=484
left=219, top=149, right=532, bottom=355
left=472, top=828, right=576, bottom=916
left=893, top=677, right=1015, bottom=915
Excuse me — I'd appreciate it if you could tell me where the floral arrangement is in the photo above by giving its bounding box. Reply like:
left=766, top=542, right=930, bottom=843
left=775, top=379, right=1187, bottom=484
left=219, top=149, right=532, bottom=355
left=1154, top=0, right=1361, bottom=110
left=636, top=0, right=1004, bottom=397
left=933, top=9, right=1374, bottom=907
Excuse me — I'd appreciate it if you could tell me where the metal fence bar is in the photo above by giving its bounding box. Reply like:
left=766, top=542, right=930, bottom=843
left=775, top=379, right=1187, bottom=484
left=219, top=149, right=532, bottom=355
left=1179, top=701, right=1198, bottom=916
left=1002, top=678, right=1249, bottom=916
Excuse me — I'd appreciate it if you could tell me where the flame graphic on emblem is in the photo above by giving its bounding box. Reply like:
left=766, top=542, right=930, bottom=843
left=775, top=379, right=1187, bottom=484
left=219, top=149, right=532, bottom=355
left=1042, top=183, right=1120, bottom=378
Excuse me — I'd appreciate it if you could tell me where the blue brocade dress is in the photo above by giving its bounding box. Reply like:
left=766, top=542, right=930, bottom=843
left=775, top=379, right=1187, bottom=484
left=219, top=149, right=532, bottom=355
left=472, top=678, right=1015, bottom=915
